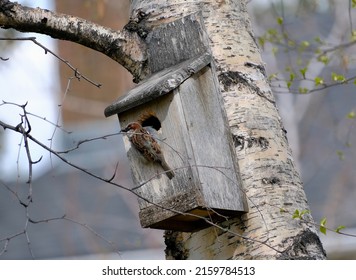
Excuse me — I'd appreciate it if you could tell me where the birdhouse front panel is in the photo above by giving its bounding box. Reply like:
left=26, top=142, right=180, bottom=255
left=119, top=93, right=200, bottom=207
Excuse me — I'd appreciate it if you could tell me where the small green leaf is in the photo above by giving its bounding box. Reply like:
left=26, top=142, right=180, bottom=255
left=272, top=47, right=279, bottom=55
left=296, top=58, right=303, bottom=66
left=288, top=40, right=296, bottom=47
left=335, top=225, right=346, bottom=233
left=314, top=36, right=323, bottom=44
left=292, top=209, right=300, bottom=219
left=292, top=209, right=309, bottom=219
left=320, top=227, right=327, bottom=235
left=353, top=0, right=356, bottom=8
left=258, top=36, right=266, bottom=48
left=352, top=30, right=356, bottom=41
left=277, top=17, right=284, bottom=25
left=289, top=72, right=295, bottom=82
left=299, top=41, right=310, bottom=52
left=331, top=72, right=346, bottom=83
left=347, top=110, right=355, bottom=119
left=287, top=81, right=292, bottom=89
left=299, top=87, right=309, bottom=94
left=299, top=67, right=307, bottom=79
left=301, top=41, right=310, bottom=48
left=268, top=28, right=278, bottom=36
left=314, top=76, right=324, bottom=86
left=336, top=150, right=345, bottom=160
left=300, top=210, right=310, bottom=217
left=318, top=55, right=329, bottom=65
left=268, top=73, right=278, bottom=80
left=320, top=217, right=327, bottom=235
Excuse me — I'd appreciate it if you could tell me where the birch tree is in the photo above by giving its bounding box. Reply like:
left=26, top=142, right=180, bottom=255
left=0, top=0, right=326, bottom=259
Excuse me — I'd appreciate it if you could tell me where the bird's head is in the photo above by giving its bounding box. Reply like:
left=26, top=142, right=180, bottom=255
left=120, top=122, right=142, bottom=133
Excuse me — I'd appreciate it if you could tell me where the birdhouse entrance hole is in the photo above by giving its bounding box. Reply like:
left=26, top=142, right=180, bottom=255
left=138, top=111, right=161, bottom=131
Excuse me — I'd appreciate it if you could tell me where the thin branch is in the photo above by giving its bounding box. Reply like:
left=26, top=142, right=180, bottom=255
left=0, top=37, right=101, bottom=87
left=320, top=40, right=356, bottom=55
left=48, top=76, right=72, bottom=167
left=265, top=201, right=356, bottom=238
left=0, top=230, right=25, bottom=257
left=0, top=231, right=25, bottom=243
left=270, top=73, right=356, bottom=95
left=24, top=211, right=35, bottom=259
left=57, top=132, right=120, bottom=154
left=349, top=0, right=354, bottom=37
left=0, top=181, right=28, bottom=207
left=62, top=216, right=121, bottom=255
left=28, top=214, right=121, bottom=255
left=26, top=111, right=71, bottom=134
left=17, top=121, right=34, bottom=201
left=0, top=239, right=9, bottom=255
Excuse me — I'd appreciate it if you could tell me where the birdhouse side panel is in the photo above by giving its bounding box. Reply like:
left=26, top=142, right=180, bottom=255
left=178, top=66, right=246, bottom=211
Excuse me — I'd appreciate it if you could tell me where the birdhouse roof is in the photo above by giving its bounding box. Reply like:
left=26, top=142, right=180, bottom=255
left=104, top=52, right=212, bottom=117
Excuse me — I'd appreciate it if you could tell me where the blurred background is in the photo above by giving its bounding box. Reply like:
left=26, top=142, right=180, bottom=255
left=0, top=0, right=355, bottom=259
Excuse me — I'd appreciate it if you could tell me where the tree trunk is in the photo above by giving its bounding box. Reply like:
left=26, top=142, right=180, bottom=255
left=130, top=0, right=326, bottom=259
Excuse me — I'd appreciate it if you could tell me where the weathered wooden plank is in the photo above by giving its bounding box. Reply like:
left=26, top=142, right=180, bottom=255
left=146, top=13, right=209, bottom=74
left=178, top=66, right=246, bottom=211
left=104, top=52, right=212, bottom=117
left=118, top=92, right=199, bottom=208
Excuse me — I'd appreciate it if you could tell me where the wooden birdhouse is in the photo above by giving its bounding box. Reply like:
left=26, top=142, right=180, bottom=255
left=104, top=14, right=247, bottom=232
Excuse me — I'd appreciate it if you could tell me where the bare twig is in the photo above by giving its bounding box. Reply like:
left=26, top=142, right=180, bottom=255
left=0, top=37, right=102, bottom=87
left=24, top=212, right=35, bottom=259
left=62, top=217, right=121, bottom=255
left=57, top=132, right=120, bottom=154
left=0, top=231, right=25, bottom=256
left=28, top=215, right=121, bottom=255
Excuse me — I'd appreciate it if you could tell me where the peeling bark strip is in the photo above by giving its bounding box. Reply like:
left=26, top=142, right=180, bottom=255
left=279, top=230, right=327, bottom=260
left=219, top=70, right=247, bottom=91
left=164, top=231, right=189, bottom=260
left=218, top=70, right=275, bottom=104
left=0, top=0, right=14, bottom=16
left=261, top=176, right=281, bottom=185
left=232, top=135, right=269, bottom=151
left=129, top=0, right=326, bottom=259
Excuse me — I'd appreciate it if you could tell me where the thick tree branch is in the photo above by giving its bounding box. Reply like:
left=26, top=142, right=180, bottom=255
left=0, top=0, right=148, bottom=81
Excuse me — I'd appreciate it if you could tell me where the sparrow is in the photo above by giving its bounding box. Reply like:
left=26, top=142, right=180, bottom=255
left=121, top=122, right=175, bottom=179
